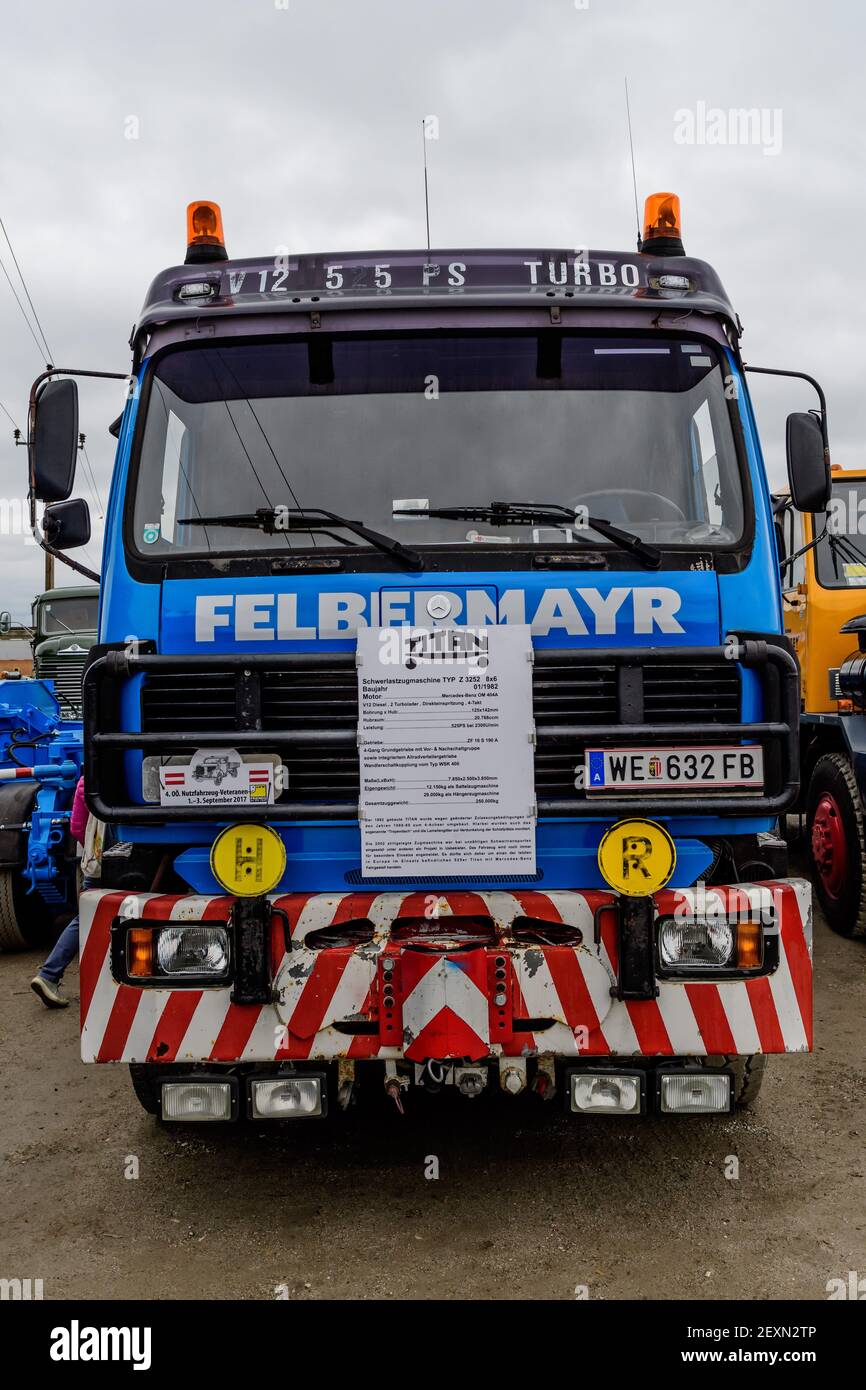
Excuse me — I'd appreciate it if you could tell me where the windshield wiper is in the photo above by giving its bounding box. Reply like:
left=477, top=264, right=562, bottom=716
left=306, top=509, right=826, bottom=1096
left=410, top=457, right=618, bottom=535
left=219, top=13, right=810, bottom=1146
left=827, top=530, right=866, bottom=573
left=46, top=613, right=76, bottom=635
left=178, top=507, right=424, bottom=570
left=393, top=500, right=662, bottom=569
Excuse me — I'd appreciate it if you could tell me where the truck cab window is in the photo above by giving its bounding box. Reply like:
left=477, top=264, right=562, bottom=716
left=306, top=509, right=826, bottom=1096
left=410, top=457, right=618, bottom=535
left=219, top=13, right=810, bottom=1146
left=130, top=333, right=747, bottom=562
left=692, top=398, right=724, bottom=527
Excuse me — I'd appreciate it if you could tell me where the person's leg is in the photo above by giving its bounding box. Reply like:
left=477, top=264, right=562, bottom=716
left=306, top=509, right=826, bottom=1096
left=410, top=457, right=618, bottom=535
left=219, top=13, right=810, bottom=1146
left=37, top=915, right=80, bottom=984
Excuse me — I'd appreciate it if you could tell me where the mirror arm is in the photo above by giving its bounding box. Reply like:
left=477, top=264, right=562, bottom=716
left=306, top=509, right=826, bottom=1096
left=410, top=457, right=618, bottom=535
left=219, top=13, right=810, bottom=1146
left=779, top=524, right=826, bottom=579
left=30, top=491, right=100, bottom=585
left=26, top=364, right=129, bottom=525
left=33, top=511, right=100, bottom=584
left=41, top=545, right=99, bottom=585
left=743, top=364, right=831, bottom=458
left=26, top=365, right=126, bottom=583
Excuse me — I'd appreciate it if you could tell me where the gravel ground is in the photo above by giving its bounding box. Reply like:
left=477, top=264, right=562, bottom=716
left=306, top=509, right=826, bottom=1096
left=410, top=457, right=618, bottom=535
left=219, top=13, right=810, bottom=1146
left=1, top=892, right=863, bottom=1302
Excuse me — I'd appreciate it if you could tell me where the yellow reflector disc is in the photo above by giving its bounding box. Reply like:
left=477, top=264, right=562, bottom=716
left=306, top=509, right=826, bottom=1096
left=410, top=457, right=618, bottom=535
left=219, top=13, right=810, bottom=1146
left=210, top=823, right=286, bottom=897
left=597, top=818, right=676, bottom=896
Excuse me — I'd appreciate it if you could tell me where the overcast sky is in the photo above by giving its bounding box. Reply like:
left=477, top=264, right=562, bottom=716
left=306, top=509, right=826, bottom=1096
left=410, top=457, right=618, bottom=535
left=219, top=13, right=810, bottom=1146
left=0, top=0, right=862, bottom=619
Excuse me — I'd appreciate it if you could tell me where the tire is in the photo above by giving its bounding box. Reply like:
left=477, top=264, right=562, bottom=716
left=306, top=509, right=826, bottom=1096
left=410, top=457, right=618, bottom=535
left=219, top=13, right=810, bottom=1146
left=698, top=1053, right=767, bottom=1108
left=129, top=1064, right=161, bottom=1116
left=731, top=1054, right=766, bottom=1107
left=806, top=753, right=866, bottom=938
left=0, top=870, right=57, bottom=951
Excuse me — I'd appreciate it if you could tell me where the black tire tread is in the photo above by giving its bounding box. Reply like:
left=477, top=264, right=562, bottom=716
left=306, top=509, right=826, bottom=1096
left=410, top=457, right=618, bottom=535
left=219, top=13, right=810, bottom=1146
left=129, top=1065, right=161, bottom=1115
left=0, top=871, right=29, bottom=951
left=698, top=1053, right=767, bottom=1108
left=807, top=752, right=866, bottom=938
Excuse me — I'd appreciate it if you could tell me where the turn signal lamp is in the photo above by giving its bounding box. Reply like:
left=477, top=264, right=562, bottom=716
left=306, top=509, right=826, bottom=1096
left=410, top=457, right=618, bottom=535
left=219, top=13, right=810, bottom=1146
left=735, top=920, right=763, bottom=970
left=640, top=191, right=685, bottom=257
left=128, top=927, right=154, bottom=978
left=185, top=200, right=228, bottom=265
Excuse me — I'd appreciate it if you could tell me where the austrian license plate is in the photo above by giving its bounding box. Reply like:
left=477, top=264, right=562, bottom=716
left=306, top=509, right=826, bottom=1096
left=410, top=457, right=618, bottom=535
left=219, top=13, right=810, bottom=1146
left=585, top=745, right=764, bottom=792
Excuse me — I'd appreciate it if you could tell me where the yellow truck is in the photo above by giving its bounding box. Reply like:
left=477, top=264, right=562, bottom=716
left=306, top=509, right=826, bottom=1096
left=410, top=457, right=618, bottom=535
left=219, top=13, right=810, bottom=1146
left=778, top=466, right=866, bottom=935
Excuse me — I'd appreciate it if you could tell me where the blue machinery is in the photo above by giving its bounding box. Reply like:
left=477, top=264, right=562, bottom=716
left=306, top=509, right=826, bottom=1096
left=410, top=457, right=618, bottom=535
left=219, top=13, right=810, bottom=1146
left=0, top=676, right=83, bottom=949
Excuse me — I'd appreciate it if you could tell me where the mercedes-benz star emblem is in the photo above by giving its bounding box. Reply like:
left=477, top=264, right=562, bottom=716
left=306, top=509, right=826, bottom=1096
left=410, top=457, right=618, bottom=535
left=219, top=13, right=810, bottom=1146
left=426, top=593, right=452, bottom=619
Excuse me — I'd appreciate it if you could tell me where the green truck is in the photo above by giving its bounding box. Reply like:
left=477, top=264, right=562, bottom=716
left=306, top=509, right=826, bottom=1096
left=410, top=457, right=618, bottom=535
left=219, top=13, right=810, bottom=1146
left=30, top=586, right=99, bottom=717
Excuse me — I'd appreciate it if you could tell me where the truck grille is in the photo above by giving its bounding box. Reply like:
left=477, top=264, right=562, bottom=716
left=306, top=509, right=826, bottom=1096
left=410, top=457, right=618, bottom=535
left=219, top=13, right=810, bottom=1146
left=37, top=656, right=88, bottom=717
left=140, top=655, right=742, bottom=807
left=643, top=662, right=741, bottom=722
left=141, top=671, right=237, bottom=730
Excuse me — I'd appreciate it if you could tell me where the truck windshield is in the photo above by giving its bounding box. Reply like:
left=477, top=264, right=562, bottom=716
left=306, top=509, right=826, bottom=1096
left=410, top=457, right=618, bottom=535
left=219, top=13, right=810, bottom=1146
left=131, top=332, right=745, bottom=559
left=39, top=596, right=98, bottom=635
left=814, top=479, right=866, bottom=588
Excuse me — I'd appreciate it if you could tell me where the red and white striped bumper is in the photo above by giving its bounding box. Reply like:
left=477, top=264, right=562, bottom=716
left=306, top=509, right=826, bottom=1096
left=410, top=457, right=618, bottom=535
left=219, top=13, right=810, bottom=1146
left=79, top=881, right=812, bottom=1064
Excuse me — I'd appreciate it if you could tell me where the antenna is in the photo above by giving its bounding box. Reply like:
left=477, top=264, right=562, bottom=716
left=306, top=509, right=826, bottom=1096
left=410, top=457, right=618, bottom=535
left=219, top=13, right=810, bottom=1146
left=624, top=77, right=641, bottom=249
left=421, top=118, right=432, bottom=254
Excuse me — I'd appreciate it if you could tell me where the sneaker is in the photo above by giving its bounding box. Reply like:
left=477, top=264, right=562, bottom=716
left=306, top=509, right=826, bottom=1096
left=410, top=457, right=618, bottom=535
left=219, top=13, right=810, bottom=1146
left=30, top=975, right=70, bottom=1008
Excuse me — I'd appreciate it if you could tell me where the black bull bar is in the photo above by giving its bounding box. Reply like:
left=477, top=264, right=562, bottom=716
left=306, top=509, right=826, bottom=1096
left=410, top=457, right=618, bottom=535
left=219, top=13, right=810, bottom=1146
left=82, top=637, right=800, bottom=823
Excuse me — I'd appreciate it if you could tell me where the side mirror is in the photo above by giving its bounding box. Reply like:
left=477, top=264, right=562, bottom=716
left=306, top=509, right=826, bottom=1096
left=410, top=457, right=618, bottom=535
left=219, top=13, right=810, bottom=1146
left=786, top=411, right=830, bottom=513
left=42, top=498, right=91, bottom=551
left=32, top=378, right=79, bottom=501
left=0, top=611, right=11, bottom=636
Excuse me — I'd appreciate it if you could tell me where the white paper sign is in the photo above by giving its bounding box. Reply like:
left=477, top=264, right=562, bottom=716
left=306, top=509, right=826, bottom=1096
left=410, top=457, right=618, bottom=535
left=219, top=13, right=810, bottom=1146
left=158, top=747, right=275, bottom=808
left=357, top=626, right=536, bottom=877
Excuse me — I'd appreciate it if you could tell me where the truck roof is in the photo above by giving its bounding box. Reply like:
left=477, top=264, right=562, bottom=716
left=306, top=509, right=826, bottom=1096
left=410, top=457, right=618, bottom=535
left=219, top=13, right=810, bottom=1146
left=36, top=586, right=100, bottom=602
left=776, top=467, right=866, bottom=502
left=134, top=248, right=738, bottom=351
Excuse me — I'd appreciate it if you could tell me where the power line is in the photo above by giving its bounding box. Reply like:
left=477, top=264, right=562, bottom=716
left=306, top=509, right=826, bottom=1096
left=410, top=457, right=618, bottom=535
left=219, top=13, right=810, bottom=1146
left=0, top=214, right=53, bottom=361
left=0, top=247, right=50, bottom=366
left=421, top=118, right=432, bottom=253
left=0, top=213, right=106, bottom=539
left=624, top=77, right=641, bottom=248
left=0, top=397, right=21, bottom=433
left=79, top=442, right=105, bottom=517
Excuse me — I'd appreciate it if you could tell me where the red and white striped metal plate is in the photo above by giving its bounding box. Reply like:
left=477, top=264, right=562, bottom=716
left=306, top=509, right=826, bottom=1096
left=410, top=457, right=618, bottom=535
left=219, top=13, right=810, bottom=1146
left=79, top=881, right=812, bottom=1064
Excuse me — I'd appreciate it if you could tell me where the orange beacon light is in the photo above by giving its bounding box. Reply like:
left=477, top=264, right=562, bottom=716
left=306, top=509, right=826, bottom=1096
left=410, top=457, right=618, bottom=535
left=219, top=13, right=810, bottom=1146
left=185, top=201, right=228, bottom=264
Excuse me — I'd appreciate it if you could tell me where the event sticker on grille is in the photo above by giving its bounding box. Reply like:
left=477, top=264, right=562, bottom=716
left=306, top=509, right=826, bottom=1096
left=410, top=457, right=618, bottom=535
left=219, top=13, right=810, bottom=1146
left=157, top=748, right=277, bottom=807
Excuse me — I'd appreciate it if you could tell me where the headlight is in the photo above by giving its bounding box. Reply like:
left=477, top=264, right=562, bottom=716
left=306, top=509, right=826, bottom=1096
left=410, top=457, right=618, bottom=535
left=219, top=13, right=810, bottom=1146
left=111, top=919, right=232, bottom=986
left=157, top=925, right=230, bottom=977
left=659, top=917, right=734, bottom=968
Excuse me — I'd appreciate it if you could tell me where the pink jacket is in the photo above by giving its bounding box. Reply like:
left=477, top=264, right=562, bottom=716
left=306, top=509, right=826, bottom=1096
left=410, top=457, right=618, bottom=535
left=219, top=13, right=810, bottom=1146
left=70, top=777, right=88, bottom=847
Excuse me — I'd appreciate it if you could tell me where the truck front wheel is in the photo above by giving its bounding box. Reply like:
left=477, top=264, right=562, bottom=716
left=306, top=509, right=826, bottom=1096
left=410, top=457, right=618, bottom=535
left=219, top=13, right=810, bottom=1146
left=698, top=1054, right=766, bottom=1108
left=807, top=753, right=866, bottom=938
left=0, top=871, right=57, bottom=952
left=129, top=1065, right=161, bottom=1115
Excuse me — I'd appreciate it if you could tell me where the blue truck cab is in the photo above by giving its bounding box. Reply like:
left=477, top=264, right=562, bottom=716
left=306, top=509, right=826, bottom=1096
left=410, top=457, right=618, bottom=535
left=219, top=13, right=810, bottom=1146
left=27, top=193, right=823, bottom=1121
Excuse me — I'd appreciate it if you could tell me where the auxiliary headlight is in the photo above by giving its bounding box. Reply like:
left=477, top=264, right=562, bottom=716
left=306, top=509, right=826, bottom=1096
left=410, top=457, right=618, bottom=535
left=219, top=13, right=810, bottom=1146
left=570, top=1072, right=643, bottom=1115
left=157, top=925, right=230, bottom=977
left=659, top=1072, right=731, bottom=1114
left=161, top=1080, right=235, bottom=1122
left=249, top=1077, right=325, bottom=1119
left=658, top=917, right=735, bottom=968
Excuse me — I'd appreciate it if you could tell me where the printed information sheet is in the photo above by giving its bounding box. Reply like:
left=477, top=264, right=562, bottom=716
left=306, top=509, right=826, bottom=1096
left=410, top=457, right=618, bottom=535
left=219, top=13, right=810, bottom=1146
left=356, top=625, right=536, bottom=877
